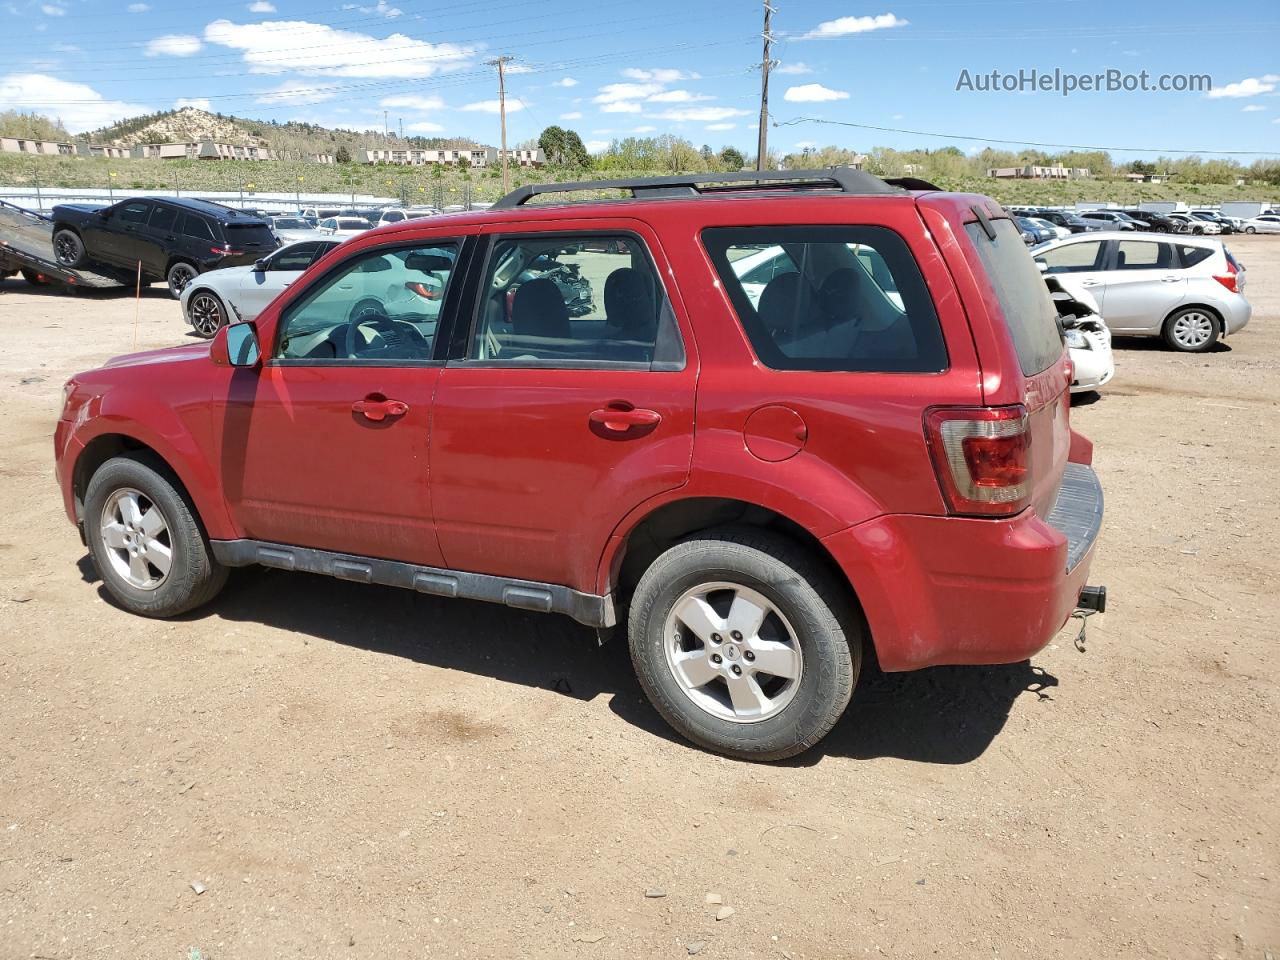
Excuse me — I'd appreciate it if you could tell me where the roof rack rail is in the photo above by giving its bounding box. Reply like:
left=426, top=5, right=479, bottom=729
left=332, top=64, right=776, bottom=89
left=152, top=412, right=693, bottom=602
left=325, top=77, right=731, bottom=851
left=492, top=168, right=904, bottom=209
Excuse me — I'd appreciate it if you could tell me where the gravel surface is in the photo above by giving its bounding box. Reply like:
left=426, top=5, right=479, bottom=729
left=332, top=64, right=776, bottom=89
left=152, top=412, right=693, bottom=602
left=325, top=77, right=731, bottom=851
left=1, top=238, right=1277, bottom=959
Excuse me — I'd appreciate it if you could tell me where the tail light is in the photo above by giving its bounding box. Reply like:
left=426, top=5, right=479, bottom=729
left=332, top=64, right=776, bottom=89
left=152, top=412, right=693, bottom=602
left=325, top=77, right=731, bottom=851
left=925, top=405, right=1031, bottom=517
left=1213, top=258, right=1238, bottom=293
left=211, top=245, right=243, bottom=257
left=404, top=281, right=441, bottom=301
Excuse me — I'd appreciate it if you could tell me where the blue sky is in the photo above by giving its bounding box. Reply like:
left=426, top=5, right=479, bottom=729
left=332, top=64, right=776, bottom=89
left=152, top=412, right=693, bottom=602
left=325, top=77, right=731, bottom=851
left=1, top=0, right=1276, bottom=160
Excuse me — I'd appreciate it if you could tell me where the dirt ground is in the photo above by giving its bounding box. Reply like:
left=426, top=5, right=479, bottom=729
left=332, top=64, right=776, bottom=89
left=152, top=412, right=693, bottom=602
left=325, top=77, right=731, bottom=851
left=1, top=238, right=1277, bottom=960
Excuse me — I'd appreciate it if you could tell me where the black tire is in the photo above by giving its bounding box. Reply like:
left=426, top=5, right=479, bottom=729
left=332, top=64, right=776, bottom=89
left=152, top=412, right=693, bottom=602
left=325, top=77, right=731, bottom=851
left=52, top=228, right=84, bottom=268
left=187, top=288, right=228, bottom=339
left=84, top=454, right=227, bottom=618
left=628, top=527, right=861, bottom=761
left=20, top=268, right=50, bottom=286
left=166, top=261, right=198, bottom=299
left=1245, top=226, right=1257, bottom=234
left=1162, top=306, right=1220, bottom=353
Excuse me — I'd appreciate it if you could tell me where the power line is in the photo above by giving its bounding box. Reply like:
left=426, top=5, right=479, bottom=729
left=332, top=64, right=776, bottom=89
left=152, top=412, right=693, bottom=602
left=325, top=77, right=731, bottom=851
left=774, top=117, right=1280, bottom=156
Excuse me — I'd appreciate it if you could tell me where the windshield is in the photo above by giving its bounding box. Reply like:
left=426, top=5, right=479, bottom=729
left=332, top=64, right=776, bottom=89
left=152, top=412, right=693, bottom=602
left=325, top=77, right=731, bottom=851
left=273, top=217, right=313, bottom=230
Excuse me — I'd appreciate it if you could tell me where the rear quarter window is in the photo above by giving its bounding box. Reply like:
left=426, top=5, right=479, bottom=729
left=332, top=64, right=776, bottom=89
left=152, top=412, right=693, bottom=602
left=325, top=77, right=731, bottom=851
left=964, top=218, right=1063, bottom=376
left=702, top=225, right=947, bottom=373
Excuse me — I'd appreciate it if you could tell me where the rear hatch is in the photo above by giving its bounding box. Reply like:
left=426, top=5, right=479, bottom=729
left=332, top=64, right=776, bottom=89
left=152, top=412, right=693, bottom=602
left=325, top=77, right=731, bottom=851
left=957, top=212, right=1072, bottom=519
left=222, top=221, right=278, bottom=252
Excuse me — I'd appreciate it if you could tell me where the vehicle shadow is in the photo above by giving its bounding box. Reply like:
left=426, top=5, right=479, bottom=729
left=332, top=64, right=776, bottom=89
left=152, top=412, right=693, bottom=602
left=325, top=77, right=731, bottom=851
left=1110, top=335, right=1231, bottom=353
left=82, top=556, right=1056, bottom=767
left=0, top=277, right=171, bottom=299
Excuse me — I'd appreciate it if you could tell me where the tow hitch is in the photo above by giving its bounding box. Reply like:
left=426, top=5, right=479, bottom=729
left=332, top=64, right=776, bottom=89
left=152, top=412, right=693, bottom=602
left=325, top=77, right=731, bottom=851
left=1071, top=585, right=1107, bottom=652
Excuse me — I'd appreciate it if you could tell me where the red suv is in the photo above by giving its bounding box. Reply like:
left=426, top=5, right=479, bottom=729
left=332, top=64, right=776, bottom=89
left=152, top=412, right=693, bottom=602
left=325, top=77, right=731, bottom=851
left=54, top=171, right=1105, bottom=761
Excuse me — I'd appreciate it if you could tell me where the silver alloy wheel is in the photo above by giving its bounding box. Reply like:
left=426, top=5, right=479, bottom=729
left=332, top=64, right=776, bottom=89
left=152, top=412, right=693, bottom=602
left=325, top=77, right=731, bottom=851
left=189, top=292, right=224, bottom=337
left=1172, top=311, right=1214, bottom=349
left=54, top=231, right=82, bottom=266
left=168, top=263, right=197, bottom=297
left=99, top=487, right=172, bottom=590
left=663, top=581, right=803, bottom=723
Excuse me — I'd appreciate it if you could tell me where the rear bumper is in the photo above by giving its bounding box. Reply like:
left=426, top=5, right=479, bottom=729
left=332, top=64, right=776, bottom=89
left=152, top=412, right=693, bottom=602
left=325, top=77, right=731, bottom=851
left=1221, top=296, right=1251, bottom=337
left=825, top=463, right=1103, bottom=672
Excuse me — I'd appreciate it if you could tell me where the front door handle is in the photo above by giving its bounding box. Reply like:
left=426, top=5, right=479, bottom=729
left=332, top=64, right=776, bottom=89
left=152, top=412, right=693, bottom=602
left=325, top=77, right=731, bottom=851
left=1079, top=279, right=1099, bottom=286
left=589, top=404, right=661, bottom=433
left=1161, top=276, right=1181, bottom=282
left=352, top=395, right=409, bottom=421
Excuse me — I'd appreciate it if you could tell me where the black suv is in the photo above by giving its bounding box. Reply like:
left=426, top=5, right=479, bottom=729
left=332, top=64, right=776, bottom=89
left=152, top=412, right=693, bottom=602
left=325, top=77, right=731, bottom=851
left=51, top=197, right=279, bottom=298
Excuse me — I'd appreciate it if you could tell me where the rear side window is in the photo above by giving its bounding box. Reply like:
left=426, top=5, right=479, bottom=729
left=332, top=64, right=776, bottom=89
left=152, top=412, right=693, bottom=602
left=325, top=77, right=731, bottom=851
left=182, top=215, right=214, bottom=242
left=224, top=222, right=277, bottom=248
left=965, top=218, right=1062, bottom=376
left=1177, top=244, right=1213, bottom=269
left=1115, top=240, right=1173, bottom=270
left=148, top=204, right=178, bottom=233
left=703, top=226, right=946, bottom=373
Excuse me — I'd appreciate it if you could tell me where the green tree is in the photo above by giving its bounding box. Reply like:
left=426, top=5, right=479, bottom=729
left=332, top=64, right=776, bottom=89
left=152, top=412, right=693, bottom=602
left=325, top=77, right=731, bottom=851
left=538, top=125, right=568, bottom=164
left=334, top=145, right=352, bottom=164
left=719, top=146, right=746, bottom=170
left=560, top=129, right=591, bottom=168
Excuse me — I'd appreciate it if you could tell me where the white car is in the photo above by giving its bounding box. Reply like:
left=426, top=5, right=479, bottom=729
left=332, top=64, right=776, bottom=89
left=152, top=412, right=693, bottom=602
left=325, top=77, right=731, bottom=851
left=180, top=239, right=343, bottom=337
left=1032, top=232, right=1250, bottom=352
left=270, top=215, right=320, bottom=244
left=1166, top=213, right=1221, bottom=236
left=1046, top=275, right=1114, bottom=393
left=1240, top=214, right=1280, bottom=235
left=1029, top=217, right=1071, bottom=240
left=317, top=216, right=373, bottom=237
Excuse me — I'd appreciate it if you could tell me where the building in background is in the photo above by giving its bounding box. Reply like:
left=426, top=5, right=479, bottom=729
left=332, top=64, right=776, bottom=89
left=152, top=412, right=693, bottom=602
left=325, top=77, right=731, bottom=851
left=130, top=141, right=277, bottom=161
left=362, top=146, right=545, bottom=167
left=987, top=165, right=1091, bottom=180
left=1, top=138, right=75, bottom=156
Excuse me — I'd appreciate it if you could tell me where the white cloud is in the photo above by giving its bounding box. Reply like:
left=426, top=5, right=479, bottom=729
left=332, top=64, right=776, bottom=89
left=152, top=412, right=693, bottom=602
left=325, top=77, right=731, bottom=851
left=554, top=77, right=578, bottom=88
left=560, top=111, right=582, bottom=120
left=621, top=68, right=697, bottom=84
left=40, top=3, right=65, bottom=14
left=646, top=89, right=711, bottom=103
left=706, top=122, right=735, bottom=131
left=127, top=2, right=149, bottom=10
left=380, top=93, right=444, bottom=111
left=632, top=124, right=656, bottom=133
left=505, top=63, right=534, bottom=74
left=600, top=100, right=643, bottom=113
left=803, top=13, right=908, bottom=38
left=0, top=72, right=150, bottom=134
left=776, top=62, right=812, bottom=75
left=460, top=99, right=524, bottom=114
left=585, top=139, right=610, bottom=153
left=1206, top=76, right=1277, bottom=99
left=204, top=19, right=475, bottom=77
left=406, top=120, right=444, bottom=133
left=649, top=106, right=749, bottom=123
left=146, top=34, right=203, bottom=57
left=594, top=81, right=663, bottom=104
left=174, top=97, right=211, bottom=110
left=340, top=0, right=402, bottom=16
left=247, top=0, right=275, bottom=11
left=783, top=83, right=850, bottom=102
left=255, top=80, right=337, bottom=105
left=1242, top=104, right=1267, bottom=112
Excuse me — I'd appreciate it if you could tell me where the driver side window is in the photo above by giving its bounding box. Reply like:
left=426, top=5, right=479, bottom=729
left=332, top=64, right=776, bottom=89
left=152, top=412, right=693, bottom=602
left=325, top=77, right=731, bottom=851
left=275, top=242, right=458, bottom=363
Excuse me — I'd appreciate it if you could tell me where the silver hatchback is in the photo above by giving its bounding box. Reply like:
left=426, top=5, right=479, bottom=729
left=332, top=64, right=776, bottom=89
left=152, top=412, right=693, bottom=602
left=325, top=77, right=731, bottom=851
left=1031, top=232, right=1250, bottom=352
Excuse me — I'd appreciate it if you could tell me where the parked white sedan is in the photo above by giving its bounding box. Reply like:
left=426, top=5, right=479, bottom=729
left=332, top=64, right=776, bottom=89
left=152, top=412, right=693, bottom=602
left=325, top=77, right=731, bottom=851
left=180, top=239, right=342, bottom=338
left=1031, top=232, right=1250, bottom=352
left=1240, top=214, right=1280, bottom=235
left=317, top=216, right=374, bottom=238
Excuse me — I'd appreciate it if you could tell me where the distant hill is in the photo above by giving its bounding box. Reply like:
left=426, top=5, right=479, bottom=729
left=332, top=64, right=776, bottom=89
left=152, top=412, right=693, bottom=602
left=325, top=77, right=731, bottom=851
left=85, top=107, right=485, bottom=160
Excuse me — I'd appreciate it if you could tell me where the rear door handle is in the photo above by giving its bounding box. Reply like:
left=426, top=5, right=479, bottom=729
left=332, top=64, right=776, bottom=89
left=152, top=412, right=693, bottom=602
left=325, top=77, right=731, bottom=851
left=589, top=404, right=661, bottom=433
left=352, top=395, right=409, bottom=421
left=1161, top=276, right=1181, bottom=282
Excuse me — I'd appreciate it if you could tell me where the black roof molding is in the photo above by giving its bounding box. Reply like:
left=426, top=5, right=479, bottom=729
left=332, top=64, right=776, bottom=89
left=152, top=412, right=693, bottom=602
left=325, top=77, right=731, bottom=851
left=493, top=168, right=910, bottom=209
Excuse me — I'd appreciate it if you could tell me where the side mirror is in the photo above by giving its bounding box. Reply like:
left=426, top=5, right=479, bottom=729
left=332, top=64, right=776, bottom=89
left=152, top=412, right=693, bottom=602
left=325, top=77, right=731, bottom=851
left=210, top=323, right=261, bottom=368
left=254, top=258, right=269, bottom=271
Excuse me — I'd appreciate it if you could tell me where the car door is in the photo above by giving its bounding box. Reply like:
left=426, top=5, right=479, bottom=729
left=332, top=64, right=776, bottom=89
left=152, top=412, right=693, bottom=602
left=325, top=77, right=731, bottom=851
left=428, top=220, right=697, bottom=592
left=141, top=202, right=180, bottom=276
left=91, top=200, right=151, bottom=267
left=238, top=241, right=320, bottom=317
left=1033, top=238, right=1110, bottom=309
left=215, top=235, right=468, bottom=566
left=1096, top=238, right=1185, bottom=333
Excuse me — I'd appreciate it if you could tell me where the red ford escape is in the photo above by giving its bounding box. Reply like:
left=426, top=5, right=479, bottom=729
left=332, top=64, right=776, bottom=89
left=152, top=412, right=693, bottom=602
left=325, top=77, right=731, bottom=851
left=54, top=171, right=1105, bottom=761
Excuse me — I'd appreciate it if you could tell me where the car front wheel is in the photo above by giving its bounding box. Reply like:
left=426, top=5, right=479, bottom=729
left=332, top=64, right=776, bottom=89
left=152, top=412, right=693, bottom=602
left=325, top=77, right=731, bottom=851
left=628, top=527, right=860, bottom=761
left=167, top=262, right=198, bottom=299
left=1244, top=226, right=1257, bottom=234
left=84, top=455, right=227, bottom=618
left=1163, top=307, right=1220, bottom=353
left=52, top=229, right=85, bottom=267
left=187, top=289, right=228, bottom=338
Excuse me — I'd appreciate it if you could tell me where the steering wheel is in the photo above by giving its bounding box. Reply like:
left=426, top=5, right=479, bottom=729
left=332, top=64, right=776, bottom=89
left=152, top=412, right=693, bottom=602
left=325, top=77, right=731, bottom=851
left=343, top=307, right=430, bottom=359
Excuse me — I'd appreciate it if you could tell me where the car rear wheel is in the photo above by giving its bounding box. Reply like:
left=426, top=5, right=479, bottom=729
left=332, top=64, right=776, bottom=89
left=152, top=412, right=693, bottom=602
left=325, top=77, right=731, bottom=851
left=52, top=229, right=84, bottom=268
left=1163, top=307, right=1219, bottom=353
left=628, top=527, right=860, bottom=761
left=187, top=289, right=228, bottom=339
left=84, top=455, right=227, bottom=618
left=1244, top=226, right=1257, bottom=234
left=166, top=261, right=198, bottom=299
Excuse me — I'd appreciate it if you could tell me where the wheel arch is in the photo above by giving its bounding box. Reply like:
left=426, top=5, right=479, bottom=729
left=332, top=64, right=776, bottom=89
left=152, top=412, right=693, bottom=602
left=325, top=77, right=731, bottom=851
left=1165, top=301, right=1224, bottom=332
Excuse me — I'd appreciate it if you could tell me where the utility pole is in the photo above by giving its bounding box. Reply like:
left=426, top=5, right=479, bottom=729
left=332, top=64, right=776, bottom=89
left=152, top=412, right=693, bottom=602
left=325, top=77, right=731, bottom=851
left=384, top=109, right=389, bottom=142
left=486, top=55, right=515, bottom=194
left=756, top=0, right=777, bottom=172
